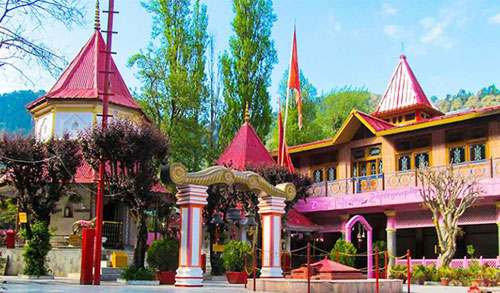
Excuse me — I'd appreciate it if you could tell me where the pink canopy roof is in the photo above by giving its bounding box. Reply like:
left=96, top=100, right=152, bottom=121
left=217, top=121, right=275, bottom=170
left=373, top=55, right=442, bottom=117
left=26, top=31, right=140, bottom=110
left=312, top=256, right=360, bottom=272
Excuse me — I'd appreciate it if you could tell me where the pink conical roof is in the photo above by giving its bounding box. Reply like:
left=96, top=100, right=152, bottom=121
left=312, top=256, right=361, bottom=273
left=373, top=55, right=441, bottom=117
left=217, top=121, right=275, bottom=170
left=26, top=31, right=140, bottom=110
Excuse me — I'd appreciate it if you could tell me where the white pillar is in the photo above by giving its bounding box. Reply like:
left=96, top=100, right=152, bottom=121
left=175, top=185, right=208, bottom=287
left=258, top=195, right=286, bottom=278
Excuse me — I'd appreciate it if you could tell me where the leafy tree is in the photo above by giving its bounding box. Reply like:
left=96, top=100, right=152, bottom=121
left=318, top=87, right=374, bottom=137
left=329, top=238, right=357, bottom=267
left=81, top=120, right=169, bottom=268
left=129, top=0, right=208, bottom=170
left=20, top=221, right=52, bottom=276
left=0, top=133, right=81, bottom=239
left=220, top=0, right=277, bottom=144
left=0, top=198, right=16, bottom=229
left=417, top=166, right=481, bottom=267
left=0, top=0, right=84, bottom=82
left=267, top=70, right=324, bottom=149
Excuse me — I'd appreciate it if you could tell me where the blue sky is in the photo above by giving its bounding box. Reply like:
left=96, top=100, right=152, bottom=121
left=2, top=0, right=500, bottom=107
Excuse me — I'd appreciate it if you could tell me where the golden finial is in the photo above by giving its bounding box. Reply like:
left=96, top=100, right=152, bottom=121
left=244, top=101, right=250, bottom=122
left=94, top=0, right=100, bottom=31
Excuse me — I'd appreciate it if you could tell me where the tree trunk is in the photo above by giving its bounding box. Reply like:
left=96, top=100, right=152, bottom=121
left=437, top=227, right=457, bottom=267
left=133, top=211, right=148, bottom=268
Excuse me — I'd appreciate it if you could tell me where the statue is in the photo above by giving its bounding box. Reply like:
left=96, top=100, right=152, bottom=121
left=72, top=217, right=96, bottom=236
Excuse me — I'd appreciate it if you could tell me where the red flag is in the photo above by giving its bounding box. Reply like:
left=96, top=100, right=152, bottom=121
left=278, top=96, right=294, bottom=173
left=288, top=25, right=302, bottom=129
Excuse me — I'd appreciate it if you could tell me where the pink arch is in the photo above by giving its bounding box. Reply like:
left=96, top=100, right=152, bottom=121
left=345, top=215, right=373, bottom=278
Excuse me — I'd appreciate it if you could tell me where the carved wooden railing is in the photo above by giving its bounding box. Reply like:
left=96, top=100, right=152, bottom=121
left=310, top=158, right=500, bottom=197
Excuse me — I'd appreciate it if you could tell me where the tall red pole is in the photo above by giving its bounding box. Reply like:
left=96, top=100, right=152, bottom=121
left=375, top=247, right=379, bottom=293
left=307, top=242, right=311, bottom=293
left=407, top=249, right=410, bottom=293
left=253, top=246, right=256, bottom=292
left=94, top=0, right=116, bottom=285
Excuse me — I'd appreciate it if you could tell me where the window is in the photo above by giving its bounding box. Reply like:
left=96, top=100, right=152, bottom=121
left=353, top=149, right=365, bottom=159
left=415, top=152, right=430, bottom=168
left=446, top=127, right=487, bottom=164
left=398, top=116, right=403, bottom=123
left=312, top=169, right=323, bottom=183
left=326, top=166, right=337, bottom=181
left=470, top=143, right=486, bottom=161
left=395, top=135, right=432, bottom=171
left=405, top=113, right=415, bottom=121
left=398, top=155, right=411, bottom=171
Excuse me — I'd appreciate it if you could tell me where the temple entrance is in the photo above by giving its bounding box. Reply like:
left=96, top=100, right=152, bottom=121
left=345, top=215, right=373, bottom=278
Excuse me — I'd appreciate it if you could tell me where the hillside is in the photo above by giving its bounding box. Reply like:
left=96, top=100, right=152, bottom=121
left=434, top=85, right=500, bottom=113
left=0, top=90, right=43, bottom=134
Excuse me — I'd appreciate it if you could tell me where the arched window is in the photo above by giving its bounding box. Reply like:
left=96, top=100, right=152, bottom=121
left=63, top=204, right=73, bottom=218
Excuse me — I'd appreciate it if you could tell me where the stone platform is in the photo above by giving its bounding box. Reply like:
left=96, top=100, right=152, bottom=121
left=247, top=278, right=403, bottom=293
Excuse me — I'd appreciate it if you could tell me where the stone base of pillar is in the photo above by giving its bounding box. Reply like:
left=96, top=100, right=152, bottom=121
left=175, top=267, right=204, bottom=287
left=260, top=267, right=283, bottom=278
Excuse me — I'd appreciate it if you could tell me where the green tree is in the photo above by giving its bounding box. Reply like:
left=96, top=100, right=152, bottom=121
left=220, top=0, right=277, bottom=145
left=129, top=0, right=208, bottom=170
left=267, top=70, right=324, bottom=149
left=318, top=88, right=374, bottom=137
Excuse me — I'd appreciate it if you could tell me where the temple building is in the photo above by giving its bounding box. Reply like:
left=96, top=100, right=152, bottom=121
left=23, top=13, right=157, bottom=248
left=271, top=55, right=500, bottom=266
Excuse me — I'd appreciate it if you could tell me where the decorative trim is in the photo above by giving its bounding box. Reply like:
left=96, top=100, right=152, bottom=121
left=384, top=210, right=396, bottom=217
left=386, top=228, right=397, bottom=232
left=161, top=163, right=296, bottom=201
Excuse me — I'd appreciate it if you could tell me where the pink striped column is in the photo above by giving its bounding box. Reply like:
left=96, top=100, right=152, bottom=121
left=258, top=195, right=286, bottom=278
left=175, top=185, right=208, bottom=287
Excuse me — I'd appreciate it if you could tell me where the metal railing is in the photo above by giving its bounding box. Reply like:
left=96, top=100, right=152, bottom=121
left=102, top=221, right=123, bottom=249
left=396, top=256, right=500, bottom=268
left=310, top=157, right=500, bottom=197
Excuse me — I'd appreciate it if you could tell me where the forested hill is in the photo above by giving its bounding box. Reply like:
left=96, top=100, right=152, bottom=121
left=434, top=85, right=500, bottom=113
left=0, top=90, right=43, bottom=134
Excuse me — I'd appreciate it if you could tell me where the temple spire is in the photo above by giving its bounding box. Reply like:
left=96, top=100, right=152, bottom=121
left=94, top=0, right=100, bottom=31
left=244, top=101, right=250, bottom=123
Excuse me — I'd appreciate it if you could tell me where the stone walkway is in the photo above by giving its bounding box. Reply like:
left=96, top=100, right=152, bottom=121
left=0, top=277, right=256, bottom=292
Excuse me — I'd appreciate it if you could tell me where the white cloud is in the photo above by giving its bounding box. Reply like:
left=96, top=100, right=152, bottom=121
left=382, top=3, right=398, bottom=16
left=326, top=12, right=341, bottom=35
left=383, top=25, right=402, bottom=38
left=489, top=13, right=500, bottom=24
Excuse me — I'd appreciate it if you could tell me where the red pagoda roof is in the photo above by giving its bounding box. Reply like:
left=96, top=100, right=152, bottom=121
left=217, top=121, right=275, bottom=170
left=373, top=55, right=442, bottom=117
left=286, top=208, right=317, bottom=230
left=26, top=30, right=140, bottom=110
left=356, top=111, right=394, bottom=132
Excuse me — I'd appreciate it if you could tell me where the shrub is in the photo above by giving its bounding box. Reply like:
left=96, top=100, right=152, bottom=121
left=329, top=238, right=356, bottom=267
left=411, top=264, right=427, bottom=281
left=221, top=241, right=252, bottom=272
left=21, top=221, right=52, bottom=276
left=120, top=266, right=155, bottom=281
left=389, top=264, right=407, bottom=280
left=146, top=238, right=179, bottom=272
left=426, top=264, right=439, bottom=282
left=438, top=266, right=452, bottom=280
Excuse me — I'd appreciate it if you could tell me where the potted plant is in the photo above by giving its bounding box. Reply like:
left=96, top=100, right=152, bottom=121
left=438, top=266, right=452, bottom=286
left=221, top=241, right=252, bottom=284
left=483, top=266, right=498, bottom=287
left=412, top=264, right=427, bottom=285
left=146, top=238, right=179, bottom=285
left=469, top=261, right=484, bottom=287
left=389, top=264, right=407, bottom=283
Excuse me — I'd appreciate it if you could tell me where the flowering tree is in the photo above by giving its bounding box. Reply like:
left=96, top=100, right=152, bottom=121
left=0, top=133, right=81, bottom=238
left=417, top=166, right=482, bottom=267
left=81, top=120, right=168, bottom=268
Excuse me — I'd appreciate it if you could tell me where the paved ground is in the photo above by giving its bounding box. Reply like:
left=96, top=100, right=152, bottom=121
left=2, top=276, right=500, bottom=292
left=0, top=277, right=254, bottom=292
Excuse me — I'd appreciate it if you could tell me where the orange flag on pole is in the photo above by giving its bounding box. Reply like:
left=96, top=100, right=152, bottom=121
left=288, top=25, right=302, bottom=129
left=277, top=96, right=294, bottom=173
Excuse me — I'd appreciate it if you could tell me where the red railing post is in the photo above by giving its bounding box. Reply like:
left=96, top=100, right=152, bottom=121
left=325, top=180, right=328, bottom=197
left=335, top=251, right=339, bottom=262
left=382, top=173, right=385, bottom=190
left=307, top=243, right=311, bottom=293
left=384, top=251, right=388, bottom=279
left=407, top=249, right=411, bottom=293
left=244, top=254, right=248, bottom=289
left=375, top=247, right=379, bottom=293
left=253, top=246, right=256, bottom=292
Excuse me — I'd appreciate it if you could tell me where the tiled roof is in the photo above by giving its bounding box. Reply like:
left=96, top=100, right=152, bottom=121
left=217, top=121, right=275, bottom=170
left=373, top=55, right=441, bottom=116
left=287, top=208, right=317, bottom=228
left=356, top=111, right=394, bottom=131
left=26, top=31, right=140, bottom=110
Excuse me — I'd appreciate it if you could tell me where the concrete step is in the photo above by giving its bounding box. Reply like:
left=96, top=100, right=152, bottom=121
left=101, top=267, right=123, bottom=281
